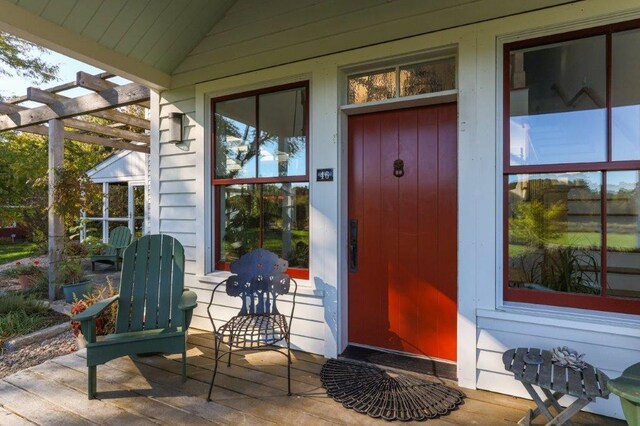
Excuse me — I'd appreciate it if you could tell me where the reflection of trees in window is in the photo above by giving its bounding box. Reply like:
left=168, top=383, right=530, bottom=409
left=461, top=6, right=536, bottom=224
left=508, top=174, right=602, bottom=295
left=214, top=84, right=309, bottom=274
left=348, top=70, right=396, bottom=104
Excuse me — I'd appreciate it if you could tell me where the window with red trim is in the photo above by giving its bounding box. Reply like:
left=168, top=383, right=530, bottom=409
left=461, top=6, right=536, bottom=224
left=212, top=82, right=309, bottom=278
left=504, top=22, right=640, bottom=314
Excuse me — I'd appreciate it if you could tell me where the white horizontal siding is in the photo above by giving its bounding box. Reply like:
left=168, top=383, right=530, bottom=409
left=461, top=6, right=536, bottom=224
left=185, top=277, right=327, bottom=355
left=157, top=88, right=197, bottom=270
left=476, top=312, right=640, bottom=419
left=171, top=0, right=574, bottom=87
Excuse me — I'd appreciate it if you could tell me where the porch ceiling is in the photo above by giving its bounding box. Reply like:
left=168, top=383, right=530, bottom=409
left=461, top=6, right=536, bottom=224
left=0, top=0, right=237, bottom=90
left=0, top=0, right=579, bottom=90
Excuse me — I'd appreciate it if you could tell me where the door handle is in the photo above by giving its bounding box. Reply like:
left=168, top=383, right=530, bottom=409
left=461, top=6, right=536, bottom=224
left=349, top=219, right=358, bottom=272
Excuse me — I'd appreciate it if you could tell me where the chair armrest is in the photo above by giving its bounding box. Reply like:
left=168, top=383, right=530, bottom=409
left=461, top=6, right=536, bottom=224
left=73, top=295, right=119, bottom=322
left=207, top=279, right=228, bottom=334
left=179, top=289, right=198, bottom=311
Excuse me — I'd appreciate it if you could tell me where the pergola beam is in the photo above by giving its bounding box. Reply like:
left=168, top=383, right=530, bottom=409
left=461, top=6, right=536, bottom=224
left=76, top=72, right=150, bottom=108
left=1, top=98, right=149, bottom=144
left=24, top=86, right=150, bottom=130
left=21, top=124, right=149, bottom=153
left=0, top=82, right=150, bottom=131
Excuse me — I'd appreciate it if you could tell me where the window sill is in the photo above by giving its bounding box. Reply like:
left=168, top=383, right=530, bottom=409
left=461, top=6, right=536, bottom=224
left=195, top=271, right=324, bottom=298
left=478, top=303, right=640, bottom=338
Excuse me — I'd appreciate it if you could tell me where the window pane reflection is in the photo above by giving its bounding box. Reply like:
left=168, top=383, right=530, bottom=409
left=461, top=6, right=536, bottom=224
left=262, top=183, right=309, bottom=268
left=508, top=172, right=602, bottom=294
left=612, top=30, right=640, bottom=161
left=400, top=58, right=455, bottom=97
left=509, top=36, right=607, bottom=165
left=607, top=171, right=640, bottom=300
left=348, top=69, right=396, bottom=104
left=220, top=184, right=259, bottom=262
left=214, top=96, right=256, bottom=179
left=258, top=88, right=307, bottom=177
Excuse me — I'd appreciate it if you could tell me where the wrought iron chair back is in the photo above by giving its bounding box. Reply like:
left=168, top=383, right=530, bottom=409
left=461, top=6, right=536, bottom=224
left=226, top=248, right=292, bottom=315
left=207, top=248, right=298, bottom=399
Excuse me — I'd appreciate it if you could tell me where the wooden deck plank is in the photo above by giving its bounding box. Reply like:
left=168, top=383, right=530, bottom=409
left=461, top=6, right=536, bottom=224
left=0, top=405, right=34, bottom=426
left=0, top=380, right=90, bottom=426
left=0, top=332, right=624, bottom=426
left=73, top=352, right=339, bottom=426
left=4, top=370, right=154, bottom=426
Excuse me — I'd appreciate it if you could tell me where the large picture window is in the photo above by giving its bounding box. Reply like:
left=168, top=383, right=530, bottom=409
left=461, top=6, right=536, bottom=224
left=212, top=82, right=309, bottom=277
left=504, top=22, right=640, bottom=314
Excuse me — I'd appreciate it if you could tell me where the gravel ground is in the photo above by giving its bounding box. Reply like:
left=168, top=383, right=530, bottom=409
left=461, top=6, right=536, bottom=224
left=0, top=330, right=77, bottom=379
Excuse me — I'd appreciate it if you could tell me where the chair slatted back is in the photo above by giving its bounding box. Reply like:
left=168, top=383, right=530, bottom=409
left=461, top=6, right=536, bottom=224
left=116, top=234, right=185, bottom=333
left=104, top=226, right=132, bottom=256
left=227, top=249, right=291, bottom=316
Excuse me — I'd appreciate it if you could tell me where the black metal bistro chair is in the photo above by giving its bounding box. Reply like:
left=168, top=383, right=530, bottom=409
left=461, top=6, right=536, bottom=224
left=206, top=249, right=298, bottom=400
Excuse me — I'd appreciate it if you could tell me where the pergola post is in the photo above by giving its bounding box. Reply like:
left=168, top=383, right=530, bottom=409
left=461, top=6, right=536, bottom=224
left=48, top=119, right=65, bottom=301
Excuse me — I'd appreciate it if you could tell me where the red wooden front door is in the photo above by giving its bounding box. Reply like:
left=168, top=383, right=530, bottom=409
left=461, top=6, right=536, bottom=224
left=348, top=103, right=458, bottom=362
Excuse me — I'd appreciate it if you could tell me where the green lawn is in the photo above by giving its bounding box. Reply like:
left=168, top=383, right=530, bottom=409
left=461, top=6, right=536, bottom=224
left=510, top=231, right=639, bottom=257
left=0, top=242, right=41, bottom=265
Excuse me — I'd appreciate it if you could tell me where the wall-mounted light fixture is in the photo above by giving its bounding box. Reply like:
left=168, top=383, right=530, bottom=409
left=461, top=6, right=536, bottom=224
left=168, top=112, right=184, bottom=144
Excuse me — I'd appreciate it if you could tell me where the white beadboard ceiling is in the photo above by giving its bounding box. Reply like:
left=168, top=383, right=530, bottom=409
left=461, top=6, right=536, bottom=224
left=0, top=0, right=579, bottom=89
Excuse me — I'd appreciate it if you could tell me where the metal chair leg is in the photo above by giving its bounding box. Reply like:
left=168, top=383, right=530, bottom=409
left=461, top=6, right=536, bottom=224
left=287, top=339, right=292, bottom=396
left=207, top=337, right=222, bottom=401
left=227, top=333, right=233, bottom=367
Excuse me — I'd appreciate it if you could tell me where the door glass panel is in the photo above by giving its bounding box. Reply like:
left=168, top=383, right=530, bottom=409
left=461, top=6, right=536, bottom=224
left=400, top=58, right=455, bottom=97
left=108, top=184, right=128, bottom=218
left=607, top=171, right=640, bottom=299
left=219, top=184, right=259, bottom=262
left=612, top=29, right=640, bottom=161
left=258, top=87, right=307, bottom=177
left=509, top=36, right=607, bottom=166
left=348, top=69, right=396, bottom=104
left=214, top=96, right=257, bottom=179
left=507, top=172, right=602, bottom=295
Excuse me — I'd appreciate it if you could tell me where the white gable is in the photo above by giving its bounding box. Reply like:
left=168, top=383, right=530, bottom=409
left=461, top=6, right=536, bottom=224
left=87, top=150, right=147, bottom=183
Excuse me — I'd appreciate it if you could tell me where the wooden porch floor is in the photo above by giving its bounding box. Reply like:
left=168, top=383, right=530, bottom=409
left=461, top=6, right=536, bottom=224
left=0, top=330, right=624, bottom=425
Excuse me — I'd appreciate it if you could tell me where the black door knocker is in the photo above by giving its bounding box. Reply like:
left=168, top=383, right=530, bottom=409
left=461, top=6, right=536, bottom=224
left=393, top=159, right=404, bottom=178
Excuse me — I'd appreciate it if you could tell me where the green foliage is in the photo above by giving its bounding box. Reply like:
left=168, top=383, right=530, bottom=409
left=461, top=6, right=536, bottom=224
left=0, top=241, right=42, bottom=265
left=3, top=262, right=44, bottom=278
left=0, top=32, right=58, bottom=88
left=0, top=130, right=111, bottom=241
left=56, top=257, right=85, bottom=285
left=0, top=294, right=50, bottom=344
left=82, top=236, right=108, bottom=256
left=51, top=167, right=103, bottom=225
left=516, top=245, right=600, bottom=294
left=510, top=200, right=566, bottom=247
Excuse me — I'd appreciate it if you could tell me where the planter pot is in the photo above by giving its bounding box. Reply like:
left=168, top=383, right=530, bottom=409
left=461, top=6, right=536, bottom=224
left=62, top=280, right=93, bottom=303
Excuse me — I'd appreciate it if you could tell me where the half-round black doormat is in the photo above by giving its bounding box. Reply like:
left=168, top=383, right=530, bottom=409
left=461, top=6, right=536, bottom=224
left=320, top=359, right=465, bottom=422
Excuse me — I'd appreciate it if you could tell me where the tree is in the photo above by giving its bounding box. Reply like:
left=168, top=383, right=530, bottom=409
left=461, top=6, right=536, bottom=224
left=0, top=32, right=58, bottom=90
left=0, top=131, right=112, bottom=242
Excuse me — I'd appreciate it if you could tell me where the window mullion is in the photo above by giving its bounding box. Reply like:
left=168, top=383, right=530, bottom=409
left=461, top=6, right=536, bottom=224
left=601, top=171, right=608, bottom=297
left=606, top=31, right=612, bottom=163
left=259, top=184, right=264, bottom=249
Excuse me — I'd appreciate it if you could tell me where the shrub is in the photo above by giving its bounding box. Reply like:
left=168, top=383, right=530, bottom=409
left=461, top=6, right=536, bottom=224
left=0, top=294, right=50, bottom=343
left=3, top=260, right=44, bottom=278
left=70, top=279, right=117, bottom=337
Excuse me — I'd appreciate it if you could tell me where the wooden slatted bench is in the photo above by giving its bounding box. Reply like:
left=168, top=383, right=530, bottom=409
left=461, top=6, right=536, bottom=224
left=503, top=347, right=610, bottom=426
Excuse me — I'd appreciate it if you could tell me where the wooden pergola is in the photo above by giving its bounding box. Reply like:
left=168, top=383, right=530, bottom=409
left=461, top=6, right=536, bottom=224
left=0, top=72, right=151, bottom=300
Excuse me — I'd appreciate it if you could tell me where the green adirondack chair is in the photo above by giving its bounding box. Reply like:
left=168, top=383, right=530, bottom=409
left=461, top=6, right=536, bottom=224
left=74, top=234, right=198, bottom=399
left=91, top=226, right=132, bottom=271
